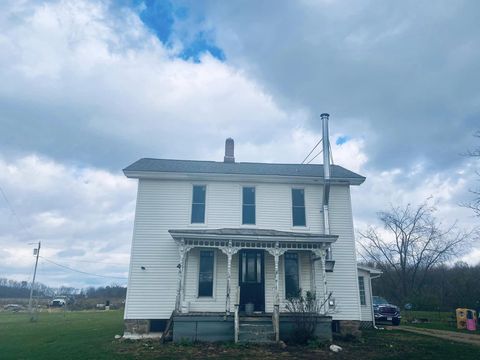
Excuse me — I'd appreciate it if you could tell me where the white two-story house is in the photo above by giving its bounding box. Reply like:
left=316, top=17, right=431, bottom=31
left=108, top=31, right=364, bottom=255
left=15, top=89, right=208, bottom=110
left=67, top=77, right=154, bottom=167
left=122, top=114, right=378, bottom=342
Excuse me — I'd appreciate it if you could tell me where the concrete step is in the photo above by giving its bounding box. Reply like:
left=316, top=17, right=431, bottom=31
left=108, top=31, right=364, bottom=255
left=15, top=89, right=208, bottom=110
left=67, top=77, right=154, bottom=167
left=238, top=321, right=275, bottom=343
left=238, top=331, right=275, bottom=343
left=238, top=339, right=276, bottom=344
left=240, top=316, right=272, bottom=322
left=240, top=323, right=273, bottom=330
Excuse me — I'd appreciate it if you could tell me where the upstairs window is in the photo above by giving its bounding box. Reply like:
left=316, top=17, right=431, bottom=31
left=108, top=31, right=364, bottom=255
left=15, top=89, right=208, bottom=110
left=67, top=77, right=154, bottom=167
left=284, top=252, right=300, bottom=298
left=191, top=185, right=206, bottom=223
left=198, top=250, right=214, bottom=297
left=292, top=189, right=306, bottom=226
left=242, top=187, right=256, bottom=225
left=358, top=276, right=366, bottom=305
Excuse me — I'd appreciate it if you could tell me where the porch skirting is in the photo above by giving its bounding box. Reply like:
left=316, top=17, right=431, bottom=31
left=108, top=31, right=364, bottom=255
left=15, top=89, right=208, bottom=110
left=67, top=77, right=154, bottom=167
left=171, top=313, right=332, bottom=343
left=173, top=313, right=235, bottom=342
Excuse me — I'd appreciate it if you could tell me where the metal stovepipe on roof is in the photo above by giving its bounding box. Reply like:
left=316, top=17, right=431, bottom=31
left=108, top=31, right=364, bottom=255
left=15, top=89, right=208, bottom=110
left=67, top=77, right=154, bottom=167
left=321, top=113, right=331, bottom=237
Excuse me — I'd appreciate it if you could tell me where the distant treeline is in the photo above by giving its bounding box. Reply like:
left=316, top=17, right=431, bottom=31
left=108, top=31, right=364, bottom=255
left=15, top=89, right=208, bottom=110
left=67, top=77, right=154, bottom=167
left=371, top=262, right=480, bottom=312
left=0, top=278, right=126, bottom=299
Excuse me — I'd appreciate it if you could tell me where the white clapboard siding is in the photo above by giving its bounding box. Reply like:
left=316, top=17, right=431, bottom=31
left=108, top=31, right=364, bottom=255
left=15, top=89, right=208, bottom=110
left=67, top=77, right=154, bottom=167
left=325, top=185, right=362, bottom=320
left=358, top=269, right=373, bottom=322
left=265, top=250, right=313, bottom=312
left=183, top=248, right=240, bottom=312
left=124, top=179, right=361, bottom=321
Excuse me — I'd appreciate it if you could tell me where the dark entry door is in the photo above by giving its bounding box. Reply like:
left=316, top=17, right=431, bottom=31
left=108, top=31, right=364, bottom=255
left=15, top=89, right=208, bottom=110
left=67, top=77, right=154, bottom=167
left=239, top=250, right=265, bottom=312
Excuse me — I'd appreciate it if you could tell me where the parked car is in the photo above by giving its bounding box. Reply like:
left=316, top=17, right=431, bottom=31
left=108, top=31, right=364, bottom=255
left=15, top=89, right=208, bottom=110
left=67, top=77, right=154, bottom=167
left=50, top=298, right=66, bottom=307
left=373, top=296, right=401, bottom=326
left=3, top=304, right=24, bottom=312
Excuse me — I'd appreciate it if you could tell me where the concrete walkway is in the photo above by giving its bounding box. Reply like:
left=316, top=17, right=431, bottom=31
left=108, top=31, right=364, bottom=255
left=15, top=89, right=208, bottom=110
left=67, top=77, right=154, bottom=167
left=392, top=326, right=480, bottom=347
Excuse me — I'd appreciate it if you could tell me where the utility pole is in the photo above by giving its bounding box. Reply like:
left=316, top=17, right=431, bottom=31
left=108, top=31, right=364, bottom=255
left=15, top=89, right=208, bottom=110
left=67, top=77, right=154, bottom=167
left=28, top=241, right=41, bottom=317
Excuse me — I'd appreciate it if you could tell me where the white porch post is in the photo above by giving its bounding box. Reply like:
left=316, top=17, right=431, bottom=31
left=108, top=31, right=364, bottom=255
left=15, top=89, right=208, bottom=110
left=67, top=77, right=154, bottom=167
left=313, top=248, right=328, bottom=314
left=219, top=240, right=240, bottom=315
left=266, top=242, right=286, bottom=305
left=175, top=239, right=193, bottom=313
left=267, top=242, right=286, bottom=342
left=321, top=249, right=328, bottom=310
left=310, top=251, right=317, bottom=296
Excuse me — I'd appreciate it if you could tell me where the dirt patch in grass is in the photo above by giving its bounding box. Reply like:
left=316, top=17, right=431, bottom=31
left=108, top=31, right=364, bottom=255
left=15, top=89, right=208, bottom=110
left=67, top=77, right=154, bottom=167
left=113, top=330, right=480, bottom=360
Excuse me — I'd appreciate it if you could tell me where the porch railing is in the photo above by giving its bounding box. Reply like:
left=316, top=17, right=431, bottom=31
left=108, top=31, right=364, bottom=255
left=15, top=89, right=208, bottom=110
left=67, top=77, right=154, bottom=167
left=234, top=286, right=240, bottom=343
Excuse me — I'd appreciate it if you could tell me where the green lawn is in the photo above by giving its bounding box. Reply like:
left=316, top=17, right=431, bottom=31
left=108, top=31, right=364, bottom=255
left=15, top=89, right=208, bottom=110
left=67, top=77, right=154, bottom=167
left=0, top=310, right=124, bottom=360
left=402, top=310, right=480, bottom=334
left=0, top=310, right=478, bottom=359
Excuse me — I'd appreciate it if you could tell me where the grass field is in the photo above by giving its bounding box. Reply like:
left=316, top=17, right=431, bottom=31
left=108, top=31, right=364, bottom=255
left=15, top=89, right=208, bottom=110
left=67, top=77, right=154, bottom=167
left=0, top=310, right=479, bottom=359
left=402, top=310, right=480, bottom=334
left=0, top=310, right=123, bottom=360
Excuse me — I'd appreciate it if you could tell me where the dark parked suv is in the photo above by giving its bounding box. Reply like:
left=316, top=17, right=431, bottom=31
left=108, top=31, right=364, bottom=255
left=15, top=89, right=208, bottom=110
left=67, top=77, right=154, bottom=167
left=373, top=296, right=401, bottom=326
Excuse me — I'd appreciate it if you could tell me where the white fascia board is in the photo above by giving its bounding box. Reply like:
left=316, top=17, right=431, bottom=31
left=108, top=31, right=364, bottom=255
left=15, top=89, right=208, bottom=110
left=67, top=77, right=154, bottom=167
left=357, top=265, right=383, bottom=275
left=123, top=170, right=364, bottom=186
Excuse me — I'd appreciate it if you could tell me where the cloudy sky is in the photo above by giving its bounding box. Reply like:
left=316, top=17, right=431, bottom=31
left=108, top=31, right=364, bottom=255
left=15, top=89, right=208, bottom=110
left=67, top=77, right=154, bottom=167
left=1, top=0, right=479, bottom=289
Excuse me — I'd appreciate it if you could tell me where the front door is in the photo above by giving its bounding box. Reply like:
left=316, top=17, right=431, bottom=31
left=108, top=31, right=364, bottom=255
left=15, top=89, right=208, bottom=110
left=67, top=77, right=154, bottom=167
left=239, top=249, right=265, bottom=312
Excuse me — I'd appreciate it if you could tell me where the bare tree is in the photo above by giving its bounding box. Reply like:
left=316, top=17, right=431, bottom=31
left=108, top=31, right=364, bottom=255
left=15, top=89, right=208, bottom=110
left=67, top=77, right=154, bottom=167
left=358, top=201, right=473, bottom=301
left=464, top=131, right=480, bottom=216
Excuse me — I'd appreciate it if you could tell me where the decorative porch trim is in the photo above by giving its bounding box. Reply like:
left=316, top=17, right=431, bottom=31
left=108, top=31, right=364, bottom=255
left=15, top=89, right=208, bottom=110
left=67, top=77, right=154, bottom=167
left=313, top=249, right=328, bottom=314
left=265, top=242, right=287, bottom=306
left=175, top=238, right=329, bottom=250
left=175, top=239, right=193, bottom=313
left=266, top=242, right=286, bottom=342
left=218, top=240, right=241, bottom=315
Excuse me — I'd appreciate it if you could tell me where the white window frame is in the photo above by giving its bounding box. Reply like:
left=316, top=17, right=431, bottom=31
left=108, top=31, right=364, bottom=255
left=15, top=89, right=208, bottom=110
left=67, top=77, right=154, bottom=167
left=358, top=276, right=366, bottom=306
left=189, top=184, right=208, bottom=226
left=196, top=249, right=217, bottom=299
left=291, top=187, right=308, bottom=228
left=283, top=251, right=301, bottom=299
left=241, top=185, right=256, bottom=226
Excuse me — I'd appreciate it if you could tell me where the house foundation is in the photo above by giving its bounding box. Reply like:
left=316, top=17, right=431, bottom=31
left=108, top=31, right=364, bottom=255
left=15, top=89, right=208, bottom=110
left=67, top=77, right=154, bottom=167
left=337, top=320, right=361, bottom=338
left=124, top=319, right=150, bottom=334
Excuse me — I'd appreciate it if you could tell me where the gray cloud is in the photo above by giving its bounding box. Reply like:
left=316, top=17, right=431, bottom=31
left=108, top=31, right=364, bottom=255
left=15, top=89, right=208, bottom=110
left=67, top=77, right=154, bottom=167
left=0, top=0, right=478, bottom=289
left=57, top=249, right=86, bottom=258
left=195, top=0, right=480, bottom=171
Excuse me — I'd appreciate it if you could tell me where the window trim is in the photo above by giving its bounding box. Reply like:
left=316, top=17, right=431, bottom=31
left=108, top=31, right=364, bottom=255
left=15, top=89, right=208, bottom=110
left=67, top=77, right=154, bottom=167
left=358, top=276, right=366, bottom=306
left=197, top=249, right=216, bottom=298
left=190, top=184, right=207, bottom=225
left=241, top=186, right=256, bottom=225
left=283, top=251, right=301, bottom=299
left=291, top=187, right=307, bottom=228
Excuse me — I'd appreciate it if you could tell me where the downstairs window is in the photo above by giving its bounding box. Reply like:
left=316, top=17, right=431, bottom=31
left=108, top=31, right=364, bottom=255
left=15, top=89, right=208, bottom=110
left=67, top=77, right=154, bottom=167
left=358, top=276, right=366, bottom=305
left=198, top=250, right=214, bottom=297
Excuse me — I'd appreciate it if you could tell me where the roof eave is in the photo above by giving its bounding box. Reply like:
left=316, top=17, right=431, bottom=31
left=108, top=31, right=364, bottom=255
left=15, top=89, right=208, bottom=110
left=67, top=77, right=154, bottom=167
left=123, top=170, right=365, bottom=186
left=357, top=265, right=383, bottom=275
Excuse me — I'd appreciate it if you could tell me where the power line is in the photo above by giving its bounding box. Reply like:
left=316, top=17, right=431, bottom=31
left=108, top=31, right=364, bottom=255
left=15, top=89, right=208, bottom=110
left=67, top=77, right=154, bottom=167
left=0, top=183, right=32, bottom=239
left=39, top=256, right=127, bottom=280
left=301, top=139, right=322, bottom=164
left=306, top=149, right=324, bottom=165
left=49, top=257, right=127, bottom=266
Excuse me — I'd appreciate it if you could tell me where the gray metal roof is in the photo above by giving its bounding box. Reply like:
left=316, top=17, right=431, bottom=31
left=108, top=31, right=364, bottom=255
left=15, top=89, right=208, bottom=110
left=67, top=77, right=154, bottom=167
left=123, top=158, right=365, bottom=183
left=168, top=228, right=338, bottom=243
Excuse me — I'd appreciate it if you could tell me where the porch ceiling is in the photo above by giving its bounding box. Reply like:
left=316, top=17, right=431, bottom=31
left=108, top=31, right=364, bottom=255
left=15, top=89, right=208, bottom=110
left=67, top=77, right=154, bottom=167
left=168, top=228, right=337, bottom=246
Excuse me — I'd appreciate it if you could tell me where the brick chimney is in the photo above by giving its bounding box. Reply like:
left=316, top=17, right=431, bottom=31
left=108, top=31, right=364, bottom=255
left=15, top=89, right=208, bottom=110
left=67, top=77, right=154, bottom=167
left=224, top=138, right=235, bottom=163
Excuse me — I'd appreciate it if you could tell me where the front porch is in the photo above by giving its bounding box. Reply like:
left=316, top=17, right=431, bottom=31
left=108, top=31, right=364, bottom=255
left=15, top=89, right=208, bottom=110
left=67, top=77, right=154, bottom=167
left=172, top=312, right=332, bottom=343
left=169, top=228, right=337, bottom=343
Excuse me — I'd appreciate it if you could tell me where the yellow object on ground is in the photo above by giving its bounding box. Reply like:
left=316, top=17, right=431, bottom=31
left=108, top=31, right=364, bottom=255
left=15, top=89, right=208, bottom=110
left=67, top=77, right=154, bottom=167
left=457, top=308, right=468, bottom=329
left=456, top=308, right=478, bottom=330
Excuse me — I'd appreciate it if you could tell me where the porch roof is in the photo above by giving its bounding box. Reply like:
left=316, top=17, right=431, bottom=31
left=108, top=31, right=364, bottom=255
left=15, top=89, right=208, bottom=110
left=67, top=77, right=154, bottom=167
left=168, top=228, right=337, bottom=245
